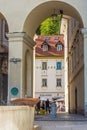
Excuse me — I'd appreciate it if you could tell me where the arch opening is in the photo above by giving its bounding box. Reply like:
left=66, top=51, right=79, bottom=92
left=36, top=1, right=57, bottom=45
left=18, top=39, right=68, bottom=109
left=23, top=1, right=83, bottom=38
left=12, top=0, right=84, bottom=114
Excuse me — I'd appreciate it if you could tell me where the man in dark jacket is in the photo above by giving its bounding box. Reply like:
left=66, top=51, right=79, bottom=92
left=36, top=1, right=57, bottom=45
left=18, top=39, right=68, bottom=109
left=46, top=99, right=50, bottom=114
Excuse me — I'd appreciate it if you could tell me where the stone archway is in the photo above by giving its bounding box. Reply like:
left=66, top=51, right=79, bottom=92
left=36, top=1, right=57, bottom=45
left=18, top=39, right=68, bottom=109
left=22, top=1, right=84, bottom=115
left=23, top=1, right=83, bottom=38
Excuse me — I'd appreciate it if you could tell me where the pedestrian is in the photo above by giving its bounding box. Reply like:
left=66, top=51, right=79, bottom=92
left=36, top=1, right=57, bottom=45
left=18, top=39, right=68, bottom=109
left=50, top=99, right=57, bottom=118
left=46, top=99, right=50, bottom=114
left=41, top=101, right=45, bottom=110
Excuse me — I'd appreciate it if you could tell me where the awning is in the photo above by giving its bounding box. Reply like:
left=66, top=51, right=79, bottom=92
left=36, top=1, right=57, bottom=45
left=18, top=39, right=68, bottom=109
left=40, top=97, right=47, bottom=101
left=52, top=96, right=64, bottom=100
left=55, top=98, right=64, bottom=102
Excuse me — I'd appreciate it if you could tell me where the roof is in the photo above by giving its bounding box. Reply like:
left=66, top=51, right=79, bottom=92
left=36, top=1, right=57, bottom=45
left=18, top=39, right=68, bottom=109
left=35, top=35, right=64, bottom=57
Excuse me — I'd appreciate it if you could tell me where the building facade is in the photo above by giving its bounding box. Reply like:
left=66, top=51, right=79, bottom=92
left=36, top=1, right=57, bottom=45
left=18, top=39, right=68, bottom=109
left=68, top=17, right=84, bottom=114
left=60, top=16, right=84, bottom=114
left=35, top=35, right=65, bottom=101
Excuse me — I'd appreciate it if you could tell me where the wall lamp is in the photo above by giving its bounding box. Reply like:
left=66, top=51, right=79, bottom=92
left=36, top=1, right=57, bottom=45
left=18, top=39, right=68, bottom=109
left=10, top=58, right=21, bottom=64
left=51, top=9, right=57, bottom=22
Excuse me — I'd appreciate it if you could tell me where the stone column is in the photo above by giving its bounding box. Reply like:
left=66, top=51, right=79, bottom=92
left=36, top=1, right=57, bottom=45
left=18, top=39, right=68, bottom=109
left=6, top=32, right=36, bottom=103
left=81, top=28, right=87, bottom=116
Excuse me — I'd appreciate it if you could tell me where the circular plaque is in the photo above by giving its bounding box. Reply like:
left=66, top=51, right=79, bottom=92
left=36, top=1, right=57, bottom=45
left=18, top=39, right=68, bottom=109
left=11, top=87, right=19, bottom=96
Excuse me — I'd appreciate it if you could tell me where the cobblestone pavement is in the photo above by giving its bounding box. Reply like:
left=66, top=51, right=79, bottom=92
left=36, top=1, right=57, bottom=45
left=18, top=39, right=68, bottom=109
left=34, top=113, right=87, bottom=130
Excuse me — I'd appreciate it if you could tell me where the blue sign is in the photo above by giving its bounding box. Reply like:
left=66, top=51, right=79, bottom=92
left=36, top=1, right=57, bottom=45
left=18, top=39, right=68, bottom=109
left=11, top=87, right=19, bottom=96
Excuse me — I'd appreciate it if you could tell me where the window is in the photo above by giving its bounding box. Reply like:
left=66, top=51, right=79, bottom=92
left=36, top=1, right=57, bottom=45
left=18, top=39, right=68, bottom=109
left=54, top=36, right=59, bottom=40
left=56, top=62, right=62, bottom=70
left=45, top=37, right=50, bottom=41
left=56, top=41, right=63, bottom=51
left=42, top=79, right=47, bottom=87
left=42, top=62, right=47, bottom=70
left=43, top=44, right=48, bottom=51
left=56, top=79, right=61, bottom=87
left=57, top=44, right=62, bottom=51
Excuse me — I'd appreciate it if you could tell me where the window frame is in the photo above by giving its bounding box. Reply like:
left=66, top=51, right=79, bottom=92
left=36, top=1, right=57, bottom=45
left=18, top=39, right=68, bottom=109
left=57, top=44, right=63, bottom=51
left=42, top=62, right=47, bottom=70
left=42, top=78, right=47, bottom=87
left=56, top=62, right=62, bottom=70
left=43, top=44, right=48, bottom=51
left=56, top=78, right=61, bottom=87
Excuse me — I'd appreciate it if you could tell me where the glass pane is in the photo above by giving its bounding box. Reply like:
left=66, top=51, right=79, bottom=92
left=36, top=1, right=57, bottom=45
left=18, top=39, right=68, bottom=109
left=42, top=62, right=47, bottom=70
left=56, top=62, right=62, bottom=70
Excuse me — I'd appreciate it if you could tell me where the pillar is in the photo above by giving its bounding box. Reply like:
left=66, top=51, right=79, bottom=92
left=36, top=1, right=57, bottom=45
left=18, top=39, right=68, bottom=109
left=81, top=28, right=87, bottom=116
left=6, top=32, right=36, bottom=103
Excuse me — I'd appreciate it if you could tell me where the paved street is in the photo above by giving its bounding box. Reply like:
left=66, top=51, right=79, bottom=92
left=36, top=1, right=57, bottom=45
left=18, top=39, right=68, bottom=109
left=34, top=112, right=87, bottom=121
left=34, top=113, right=87, bottom=130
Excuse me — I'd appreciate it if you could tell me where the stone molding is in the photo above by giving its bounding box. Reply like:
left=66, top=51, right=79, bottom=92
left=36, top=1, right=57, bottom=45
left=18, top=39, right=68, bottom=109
left=80, top=28, right=87, bottom=38
left=6, top=32, right=36, bottom=48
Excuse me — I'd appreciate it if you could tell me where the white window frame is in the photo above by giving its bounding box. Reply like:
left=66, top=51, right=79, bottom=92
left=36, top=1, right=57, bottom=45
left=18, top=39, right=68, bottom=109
left=43, top=44, right=48, bottom=51
left=57, top=44, right=62, bottom=51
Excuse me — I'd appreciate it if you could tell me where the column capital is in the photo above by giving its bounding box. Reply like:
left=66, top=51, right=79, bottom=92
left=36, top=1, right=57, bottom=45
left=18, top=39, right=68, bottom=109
left=6, top=32, right=25, bottom=39
left=6, top=32, right=36, bottom=47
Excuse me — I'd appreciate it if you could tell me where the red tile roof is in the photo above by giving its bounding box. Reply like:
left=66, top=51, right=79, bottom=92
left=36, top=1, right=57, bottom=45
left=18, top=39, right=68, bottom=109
left=35, top=35, right=64, bottom=57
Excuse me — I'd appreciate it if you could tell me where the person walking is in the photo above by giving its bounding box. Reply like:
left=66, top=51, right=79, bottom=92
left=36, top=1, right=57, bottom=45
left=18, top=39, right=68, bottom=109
left=46, top=99, right=50, bottom=114
left=50, top=99, right=57, bottom=118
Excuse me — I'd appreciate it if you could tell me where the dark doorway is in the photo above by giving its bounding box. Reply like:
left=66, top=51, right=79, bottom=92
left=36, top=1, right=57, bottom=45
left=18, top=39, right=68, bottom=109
left=0, top=74, right=8, bottom=105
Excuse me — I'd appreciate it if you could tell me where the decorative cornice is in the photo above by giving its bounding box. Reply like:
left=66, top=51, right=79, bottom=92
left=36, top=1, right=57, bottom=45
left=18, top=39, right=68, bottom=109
left=6, top=32, right=36, bottom=47
left=6, top=32, right=25, bottom=39
left=35, top=56, right=64, bottom=59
